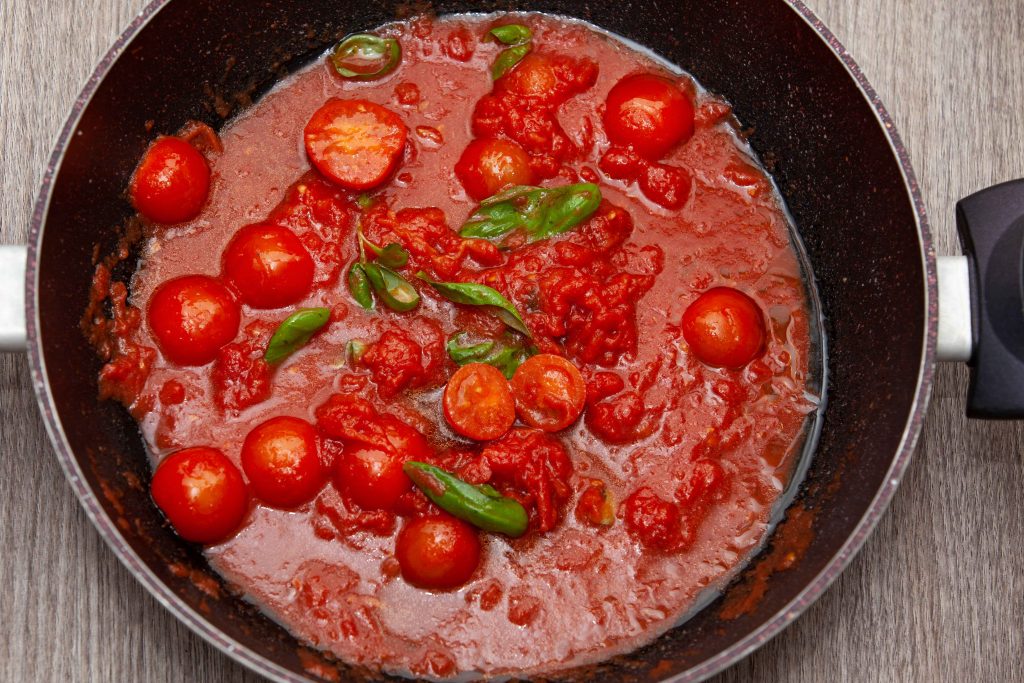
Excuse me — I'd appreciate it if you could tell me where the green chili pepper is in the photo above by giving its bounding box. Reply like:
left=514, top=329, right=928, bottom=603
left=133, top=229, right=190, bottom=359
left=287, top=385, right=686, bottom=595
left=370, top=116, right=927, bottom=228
left=403, top=461, right=529, bottom=537
left=364, top=263, right=420, bottom=312
left=417, top=272, right=530, bottom=336
left=446, top=332, right=535, bottom=378
left=347, top=262, right=374, bottom=309
left=488, top=24, right=532, bottom=46
left=459, top=183, right=602, bottom=244
left=329, top=34, right=401, bottom=80
left=356, top=193, right=375, bottom=209
left=492, top=43, right=531, bottom=80
left=346, top=339, right=368, bottom=364
left=264, top=308, right=331, bottom=364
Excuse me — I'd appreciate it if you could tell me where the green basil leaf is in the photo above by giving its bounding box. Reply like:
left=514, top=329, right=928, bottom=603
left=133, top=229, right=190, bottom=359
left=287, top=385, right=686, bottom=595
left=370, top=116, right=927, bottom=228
left=347, top=262, right=374, bottom=309
left=459, top=183, right=602, bottom=243
left=446, top=332, right=535, bottom=378
left=364, top=263, right=420, bottom=312
left=403, top=461, right=529, bottom=537
left=330, top=34, right=401, bottom=80
left=492, top=43, right=531, bottom=80
left=446, top=335, right=496, bottom=364
left=264, top=308, right=331, bottom=364
left=417, top=272, right=530, bottom=336
left=488, top=24, right=532, bottom=46
left=377, top=242, right=409, bottom=268
left=358, top=230, right=410, bottom=269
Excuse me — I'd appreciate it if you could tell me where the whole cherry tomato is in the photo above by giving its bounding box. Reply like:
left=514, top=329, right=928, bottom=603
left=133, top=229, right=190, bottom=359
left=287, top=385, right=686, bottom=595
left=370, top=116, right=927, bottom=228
left=241, top=416, right=326, bottom=508
left=603, top=73, right=694, bottom=160
left=443, top=363, right=516, bottom=441
left=510, top=354, right=587, bottom=432
left=395, top=515, right=481, bottom=590
left=148, top=275, right=241, bottom=366
left=681, top=287, right=767, bottom=369
left=150, top=447, right=249, bottom=544
left=304, top=98, right=407, bottom=190
left=130, top=137, right=211, bottom=224
left=454, top=138, right=534, bottom=200
left=223, top=223, right=315, bottom=309
left=334, top=445, right=412, bottom=511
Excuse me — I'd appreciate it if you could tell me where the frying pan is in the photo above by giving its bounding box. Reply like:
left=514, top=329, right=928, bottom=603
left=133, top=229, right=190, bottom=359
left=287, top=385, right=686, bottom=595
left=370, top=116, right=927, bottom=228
left=1, top=0, right=1019, bottom=680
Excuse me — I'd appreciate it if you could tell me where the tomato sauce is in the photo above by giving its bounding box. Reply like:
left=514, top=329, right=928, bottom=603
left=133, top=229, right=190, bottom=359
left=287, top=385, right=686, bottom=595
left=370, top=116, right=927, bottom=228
left=90, top=13, right=822, bottom=678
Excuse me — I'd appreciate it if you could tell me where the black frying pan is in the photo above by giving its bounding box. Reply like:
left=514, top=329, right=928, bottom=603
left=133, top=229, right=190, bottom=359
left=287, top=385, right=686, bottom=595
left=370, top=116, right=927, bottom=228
left=2, top=0, right=1020, bottom=680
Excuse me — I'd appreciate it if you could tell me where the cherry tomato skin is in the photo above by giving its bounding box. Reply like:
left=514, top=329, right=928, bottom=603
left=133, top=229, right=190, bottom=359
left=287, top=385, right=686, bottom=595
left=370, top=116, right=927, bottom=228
left=148, top=275, right=241, bottom=366
left=454, top=138, right=534, bottom=200
left=682, top=287, right=767, bottom=369
left=603, top=74, right=694, bottom=160
left=150, top=447, right=249, bottom=544
left=304, top=98, right=407, bottom=191
left=443, top=363, right=516, bottom=441
left=334, top=445, right=412, bottom=511
left=130, top=137, right=211, bottom=224
left=510, top=354, right=587, bottom=432
left=223, top=223, right=315, bottom=309
left=240, top=416, right=325, bottom=508
left=395, top=515, right=481, bottom=590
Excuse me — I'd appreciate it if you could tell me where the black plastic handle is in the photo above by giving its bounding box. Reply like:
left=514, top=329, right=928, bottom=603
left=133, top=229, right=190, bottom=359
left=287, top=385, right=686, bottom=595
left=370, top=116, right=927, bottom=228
left=957, top=178, right=1024, bottom=418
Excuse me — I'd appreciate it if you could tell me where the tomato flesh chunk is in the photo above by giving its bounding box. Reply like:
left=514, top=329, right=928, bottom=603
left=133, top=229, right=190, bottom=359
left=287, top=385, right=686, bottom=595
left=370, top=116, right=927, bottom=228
left=443, top=363, right=516, bottom=441
left=510, top=354, right=586, bottom=432
left=223, top=223, right=315, bottom=309
left=395, top=515, right=481, bottom=590
left=150, top=447, right=249, bottom=544
left=130, top=137, right=211, bottom=224
left=148, top=275, right=241, bottom=366
left=241, top=416, right=326, bottom=508
left=681, top=287, right=766, bottom=369
left=304, top=98, right=407, bottom=190
left=603, top=73, right=694, bottom=160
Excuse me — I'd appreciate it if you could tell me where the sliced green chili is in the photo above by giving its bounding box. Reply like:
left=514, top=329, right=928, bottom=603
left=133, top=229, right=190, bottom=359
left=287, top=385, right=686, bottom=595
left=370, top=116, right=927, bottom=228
left=403, top=461, right=529, bottom=537
left=491, top=43, right=531, bottom=80
left=459, top=183, right=602, bottom=244
left=488, top=24, right=532, bottom=46
left=347, top=262, right=374, bottom=309
left=264, top=307, right=331, bottom=364
left=417, top=272, right=530, bottom=336
left=364, top=263, right=420, bottom=312
left=329, top=34, right=401, bottom=80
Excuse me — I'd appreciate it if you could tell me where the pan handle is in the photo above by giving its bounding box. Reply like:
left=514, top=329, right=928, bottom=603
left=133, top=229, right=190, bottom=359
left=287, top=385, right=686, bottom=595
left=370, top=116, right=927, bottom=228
left=941, top=178, right=1024, bottom=418
left=0, top=245, right=27, bottom=352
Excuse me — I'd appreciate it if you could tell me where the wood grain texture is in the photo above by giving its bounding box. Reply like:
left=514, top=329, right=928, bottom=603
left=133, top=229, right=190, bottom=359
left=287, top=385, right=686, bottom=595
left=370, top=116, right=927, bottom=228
left=1, top=1, right=1021, bottom=681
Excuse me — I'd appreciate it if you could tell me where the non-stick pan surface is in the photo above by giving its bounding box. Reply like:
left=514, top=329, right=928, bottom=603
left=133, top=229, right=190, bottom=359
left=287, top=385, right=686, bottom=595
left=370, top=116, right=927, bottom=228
left=24, top=0, right=934, bottom=680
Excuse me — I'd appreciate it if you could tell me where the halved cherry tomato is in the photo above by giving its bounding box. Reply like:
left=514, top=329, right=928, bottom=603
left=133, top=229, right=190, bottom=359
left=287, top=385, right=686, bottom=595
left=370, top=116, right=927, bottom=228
left=681, top=287, right=767, bottom=369
left=395, top=514, right=481, bottom=590
left=443, top=363, right=516, bottom=441
left=223, top=223, right=315, bottom=309
left=150, top=447, right=249, bottom=544
left=603, top=73, right=694, bottom=160
left=130, top=137, right=211, bottom=224
left=240, top=416, right=325, bottom=508
left=500, top=54, right=558, bottom=99
left=510, top=354, right=586, bottom=432
left=454, top=138, right=534, bottom=200
left=334, top=445, right=412, bottom=511
left=148, top=275, right=240, bottom=366
left=304, top=98, right=407, bottom=190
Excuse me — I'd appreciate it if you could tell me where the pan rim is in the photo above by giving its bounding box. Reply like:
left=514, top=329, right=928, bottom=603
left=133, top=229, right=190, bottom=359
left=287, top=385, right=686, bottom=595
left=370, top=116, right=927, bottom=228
left=22, top=1, right=937, bottom=681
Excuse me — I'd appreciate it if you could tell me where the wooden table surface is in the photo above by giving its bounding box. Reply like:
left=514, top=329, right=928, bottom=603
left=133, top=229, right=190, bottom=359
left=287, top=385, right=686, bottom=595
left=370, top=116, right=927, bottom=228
left=2, top=1, right=1022, bottom=681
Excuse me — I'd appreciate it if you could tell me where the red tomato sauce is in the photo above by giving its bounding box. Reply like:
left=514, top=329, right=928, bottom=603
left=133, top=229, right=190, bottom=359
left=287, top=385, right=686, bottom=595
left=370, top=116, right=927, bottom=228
left=90, top=13, right=821, bottom=678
